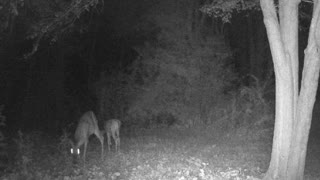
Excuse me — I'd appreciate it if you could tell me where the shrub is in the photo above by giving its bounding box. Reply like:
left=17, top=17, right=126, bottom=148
left=13, top=130, right=34, bottom=175
left=58, top=130, right=74, bottom=168
left=212, top=75, right=274, bottom=140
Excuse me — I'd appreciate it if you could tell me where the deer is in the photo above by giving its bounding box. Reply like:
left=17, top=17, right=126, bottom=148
left=104, top=119, right=121, bottom=152
left=70, top=111, right=104, bottom=162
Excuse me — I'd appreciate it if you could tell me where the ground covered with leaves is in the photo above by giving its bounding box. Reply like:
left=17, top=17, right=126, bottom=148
left=1, top=125, right=320, bottom=180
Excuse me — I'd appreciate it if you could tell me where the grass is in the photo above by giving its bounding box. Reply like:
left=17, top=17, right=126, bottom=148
left=1, top=125, right=320, bottom=180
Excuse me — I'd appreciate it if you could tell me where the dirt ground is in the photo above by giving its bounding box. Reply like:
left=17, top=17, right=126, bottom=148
left=2, top=121, right=320, bottom=180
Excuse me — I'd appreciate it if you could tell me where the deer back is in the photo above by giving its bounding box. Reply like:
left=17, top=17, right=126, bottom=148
left=104, top=119, right=121, bottom=134
left=73, top=111, right=99, bottom=148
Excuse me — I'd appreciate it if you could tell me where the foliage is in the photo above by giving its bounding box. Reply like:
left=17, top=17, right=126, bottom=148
left=0, top=0, right=24, bottom=33
left=13, top=130, right=34, bottom=175
left=58, top=130, right=74, bottom=168
left=121, top=0, right=236, bottom=128
left=0, top=0, right=101, bottom=58
left=200, top=0, right=260, bottom=22
left=127, top=42, right=235, bottom=128
left=213, top=75, right=274, bottom=141
left=2, top=131, right=76, bottom=179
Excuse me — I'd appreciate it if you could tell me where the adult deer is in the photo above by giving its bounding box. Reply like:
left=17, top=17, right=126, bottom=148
left=104, top=119, right=121, bottom=152
left=70, top=111, right=104, bottom=162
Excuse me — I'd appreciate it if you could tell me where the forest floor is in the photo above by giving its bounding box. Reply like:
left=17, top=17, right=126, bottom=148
left=2, top=124, right=320, bottom=180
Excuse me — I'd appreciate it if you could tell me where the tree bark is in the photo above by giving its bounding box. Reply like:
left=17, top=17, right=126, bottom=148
left=261, top=0, right=295, bottom=177
left=261, top=0, right=320, bottom=179
left=287, top=1, right=320, bottom=179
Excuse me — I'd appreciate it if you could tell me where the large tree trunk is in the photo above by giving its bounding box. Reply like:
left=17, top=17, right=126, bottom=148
left=287, top=1, right=320, bottom=179
left=261, top=0, right=320, bottom=179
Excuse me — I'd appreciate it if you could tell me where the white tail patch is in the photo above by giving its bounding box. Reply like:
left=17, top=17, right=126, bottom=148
left=104, top=119, right=121, bottom=152
left=70, top=111, right=104, bottom=162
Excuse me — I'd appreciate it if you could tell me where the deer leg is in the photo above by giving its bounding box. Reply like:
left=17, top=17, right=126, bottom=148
left=117, top=136, right=120, bottom=151
left=115, top=137, right=118, bottom=152
left=83, top=141, right=88, bottom=162
left=115, top=129, right=120, bottom=151
left=100, top=133, right=104, bottom=159
left=107, top=132, right=111, bottom=151
left=95, top=131, right=104, bottom=159
left=114, top=133, right=118, bottom=152
left=112, top=131, right=116, bottom=152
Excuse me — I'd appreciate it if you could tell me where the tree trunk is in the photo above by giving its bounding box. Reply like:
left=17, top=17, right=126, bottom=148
left=261, top=0, right=320, bottom=179
left=287, top=1, right=320, bottom=179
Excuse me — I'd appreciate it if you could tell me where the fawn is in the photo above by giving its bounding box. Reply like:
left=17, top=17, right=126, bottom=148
left=104, top=119, right=121, bottom=152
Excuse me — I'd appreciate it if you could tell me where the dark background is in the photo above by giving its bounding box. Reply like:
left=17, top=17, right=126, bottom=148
left=0, top=0, right=313, bottom=135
